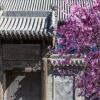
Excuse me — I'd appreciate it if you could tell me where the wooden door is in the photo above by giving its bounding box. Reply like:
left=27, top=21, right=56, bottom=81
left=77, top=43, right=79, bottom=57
left=4, top=70, right=41, bottom=100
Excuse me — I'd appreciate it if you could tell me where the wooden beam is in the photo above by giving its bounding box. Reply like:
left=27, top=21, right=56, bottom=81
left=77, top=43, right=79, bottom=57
left=0, top=71, right=3, bottom=100
left=52, top=36, right=55, bottom=47
left=41, top=58, right=48, bottom=100
left=0, top=37, right=2, bottom=69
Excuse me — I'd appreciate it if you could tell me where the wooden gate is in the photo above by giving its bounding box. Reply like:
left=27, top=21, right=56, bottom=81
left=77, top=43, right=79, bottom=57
left=4, top=70, right=41, bottom=100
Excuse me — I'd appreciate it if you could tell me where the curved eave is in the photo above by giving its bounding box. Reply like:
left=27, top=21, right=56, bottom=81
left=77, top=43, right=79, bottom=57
left=0, top=17, right=54, bottom=40
left=0, top=30, right=53, bottom=39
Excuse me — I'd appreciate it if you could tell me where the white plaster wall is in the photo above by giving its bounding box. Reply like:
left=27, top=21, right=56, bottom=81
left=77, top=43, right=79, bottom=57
left=54, top=76, right=73, bottom=100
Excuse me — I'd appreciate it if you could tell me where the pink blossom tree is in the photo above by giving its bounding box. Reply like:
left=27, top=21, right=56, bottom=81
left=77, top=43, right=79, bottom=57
left=53, top=0, right=100, bottom=99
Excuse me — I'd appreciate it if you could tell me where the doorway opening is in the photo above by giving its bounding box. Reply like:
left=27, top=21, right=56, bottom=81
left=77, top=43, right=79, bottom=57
left=4, top=70, right=41, bottom=100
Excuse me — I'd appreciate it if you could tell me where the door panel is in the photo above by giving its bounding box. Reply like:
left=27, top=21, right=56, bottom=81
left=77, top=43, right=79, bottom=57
left=4, top=71, right=41, bottom=100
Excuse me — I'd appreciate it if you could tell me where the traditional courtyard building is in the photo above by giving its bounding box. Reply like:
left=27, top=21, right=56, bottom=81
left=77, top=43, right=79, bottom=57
left=0, top=0, right=94, bottom=100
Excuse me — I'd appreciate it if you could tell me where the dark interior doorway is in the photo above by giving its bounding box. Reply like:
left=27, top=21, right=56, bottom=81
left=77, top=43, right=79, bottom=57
left=5, top=70, right=41, bottom=100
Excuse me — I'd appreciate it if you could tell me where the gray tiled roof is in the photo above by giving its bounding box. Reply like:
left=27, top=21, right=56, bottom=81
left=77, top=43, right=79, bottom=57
left=0, top=0, right=95, bottom=20
left=0, top=0, right=95, bottom=39
left=0, top=17, right=52, bottom=38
